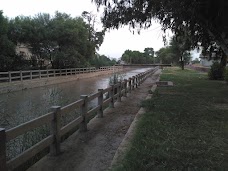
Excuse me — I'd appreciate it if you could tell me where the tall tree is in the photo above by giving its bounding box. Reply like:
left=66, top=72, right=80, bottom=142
left=0, top=11, right=27, bottom=71
left=121, top=49, right=153, bottom=64
left=169, top=35, right=192, bottom=70
left=81, top=11, right=105, bottom=57
left=144, top=47, right=154, bottom=63
left=155, top=36, right=192, bottom=67
left=93, top=0, right=228, bottom=61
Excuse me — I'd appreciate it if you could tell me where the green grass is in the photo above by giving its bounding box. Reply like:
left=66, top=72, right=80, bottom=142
left=112, top=68, right=228, bottom=171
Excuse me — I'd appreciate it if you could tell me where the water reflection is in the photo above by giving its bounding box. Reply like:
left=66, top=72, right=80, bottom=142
left=0, top=68, right=151, bottom=129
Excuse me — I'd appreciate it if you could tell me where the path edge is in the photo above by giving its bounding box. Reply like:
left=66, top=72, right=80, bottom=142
left=110, top=69, right=161, bottom=169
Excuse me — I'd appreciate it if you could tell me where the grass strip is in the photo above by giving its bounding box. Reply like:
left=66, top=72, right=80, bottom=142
left=112, top=68, right=228, bottom=171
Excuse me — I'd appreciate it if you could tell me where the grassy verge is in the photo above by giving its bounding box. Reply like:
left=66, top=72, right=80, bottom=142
left=113, top=68, right=228, bottom=171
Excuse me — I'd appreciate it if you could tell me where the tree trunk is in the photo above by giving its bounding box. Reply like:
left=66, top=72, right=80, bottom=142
left=220, top=52, right=227, bottom=67
left=180, top=55, right=184, bottom=70
left=181, top=61, right=184, bottom=70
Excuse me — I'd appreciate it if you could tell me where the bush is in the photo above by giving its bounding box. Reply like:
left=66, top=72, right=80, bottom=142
left=208, top=62, right=225, bottom=80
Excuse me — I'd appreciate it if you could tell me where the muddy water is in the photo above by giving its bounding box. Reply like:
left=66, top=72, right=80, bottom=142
left=0, top=68, right=151, bottom=129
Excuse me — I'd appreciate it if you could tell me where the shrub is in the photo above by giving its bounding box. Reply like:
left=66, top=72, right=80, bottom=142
left=208, top=62, right=225, bottom=80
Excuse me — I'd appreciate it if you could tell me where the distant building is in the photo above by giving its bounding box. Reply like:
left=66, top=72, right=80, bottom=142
left=119, top=60, right=126, bottom=65
left=199, top=52, right=221, bottom=67
left=15, top=43, right=33, bottom=60
left=15, top=43, right=51, bottom=68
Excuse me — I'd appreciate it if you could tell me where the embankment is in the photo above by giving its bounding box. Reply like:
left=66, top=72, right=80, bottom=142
left=0, top=69, right=122, bottom=94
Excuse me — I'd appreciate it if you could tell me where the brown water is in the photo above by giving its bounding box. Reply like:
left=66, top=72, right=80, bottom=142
left=0, top=68, right=151, bottom=129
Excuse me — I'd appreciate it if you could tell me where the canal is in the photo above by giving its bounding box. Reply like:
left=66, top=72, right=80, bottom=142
left=0, top=68, right=151, bottom=130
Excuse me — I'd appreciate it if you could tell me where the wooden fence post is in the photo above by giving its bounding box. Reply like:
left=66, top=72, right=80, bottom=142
left=39, top=70, right=41, bottom=79
left=50, top=106, right=61, bottom=155
left=135, top=75, right=138, bottom=88
left=0, top=128, right=7, bottom=171
left=30, top=71, right=32, bottom=80
left=138, top=74, right=141, bottom=86
left=80, top=95, right=88, bottom=132
left=117, top=82, right=121, bottom=102
left=129, top=78, right=132, bottom=93
left=124, top=79, right=127, bottom=97
left=109, top=85, right=114, bottom=108
left=47, top=70, right=49, bottom=78
left=132, top=76, right=135, bottom=90
left=97, top=89, right=103, bottom=118
left=20, top=70, right=23, bottom=81
left=9, top=71, right=11, bottom=82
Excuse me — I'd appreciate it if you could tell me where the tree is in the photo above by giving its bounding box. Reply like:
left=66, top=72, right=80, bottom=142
left=90, top=54, right=116, bottom=68
left=8, top=11, right=104, bottom=69
left=169, top=36, right=192, bottom=70
left=155, top=47, right=173, bottom=64
left=121, top=49, right=153, bottom=64
left=93, top=0, right=228, bottom=62
left=81, top=11, right=106, bottom=57
left=155, top=36, right=192, bottom=67
left=144, top=47, right=154, bottom=63
left=9, top=14, right=57, bottom=69
left=0, top=11, right=29, bottom=71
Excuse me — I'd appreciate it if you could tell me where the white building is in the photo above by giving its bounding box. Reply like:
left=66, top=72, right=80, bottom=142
left=199, top=52, right=220, bottom=67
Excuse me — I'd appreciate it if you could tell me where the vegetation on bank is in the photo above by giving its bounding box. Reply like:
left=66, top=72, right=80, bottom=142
left=0, top=10, right=116, bottom=71
left=112, top=68, right=228, bottom=170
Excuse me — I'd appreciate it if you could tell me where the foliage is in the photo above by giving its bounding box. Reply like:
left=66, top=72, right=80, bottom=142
left=109, top=72, right=125, bottom=85
left=89, top=54, right=116, bottom=68
left=121, top=47, right=154, bottom=64
left=0, top=11, right=29, bottom=71
left=93, top=0, right=228, bottom=62
left=208, top=62, right=225, bottom=80
left=112, top=68, right=228, bottom=170
left=1, top=10, right=106, bottom=70
left=155, top=47, right=173, bottom=64
left=155, top=36, right=192, bottom=67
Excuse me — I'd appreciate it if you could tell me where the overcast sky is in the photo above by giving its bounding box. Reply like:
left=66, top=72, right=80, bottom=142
left=1, top=0, right=199, bottom=59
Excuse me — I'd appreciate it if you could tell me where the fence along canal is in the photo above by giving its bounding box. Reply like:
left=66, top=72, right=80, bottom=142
left=0, top=67, right=159, bottom=171
left=0, top=66, right=122, bottom=83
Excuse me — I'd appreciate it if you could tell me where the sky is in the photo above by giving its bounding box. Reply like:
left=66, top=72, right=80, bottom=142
left=1, top=0, right=199, bottom=59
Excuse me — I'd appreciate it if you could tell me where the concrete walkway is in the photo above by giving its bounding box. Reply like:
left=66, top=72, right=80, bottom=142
left=28, top=70, right=161, bottom=171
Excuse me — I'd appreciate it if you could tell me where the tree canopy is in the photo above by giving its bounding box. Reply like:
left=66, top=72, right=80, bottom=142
left=156, top=36, right=192, bottom=68
left=121, top=47, right=154, bottom=64
left=0, top=11, right=108, bottom=71
left=93, top=0, right=228, bottom=58
left=0, top=11, right=29, bottom=71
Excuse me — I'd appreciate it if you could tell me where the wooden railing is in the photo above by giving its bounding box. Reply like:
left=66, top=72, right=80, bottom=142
left=0, top=66, right=122, bottom=83
left=0, top=67, right=159, bottom=171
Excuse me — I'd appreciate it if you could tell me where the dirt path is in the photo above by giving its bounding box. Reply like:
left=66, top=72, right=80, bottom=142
left=28, top=70, right=161, bottom=171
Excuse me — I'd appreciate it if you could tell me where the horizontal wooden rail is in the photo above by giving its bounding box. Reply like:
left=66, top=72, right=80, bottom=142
left=6, top=112, right=53, bottom=142
left=7, top=135, right=53, bottom=170
left=61, top=99, right=84, bottom=114
left=103, top=87, right=112, bottom=94
left=60, top=116, right=83, bottom=137
left=0, top=66, right=159, bottom=171
left=87, top=92, right=101, bottom=101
